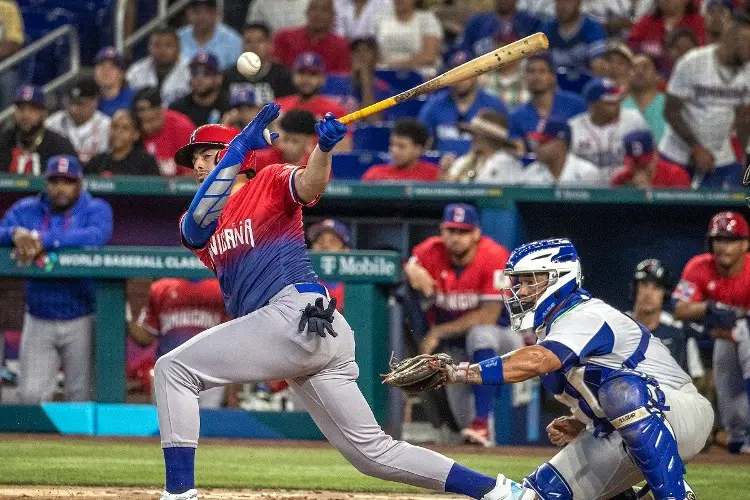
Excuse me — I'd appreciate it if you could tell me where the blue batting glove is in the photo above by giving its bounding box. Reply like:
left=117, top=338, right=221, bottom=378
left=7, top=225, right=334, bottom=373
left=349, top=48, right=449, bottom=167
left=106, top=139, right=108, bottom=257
left=315, top=112, right=348, bottom=152
left=230, top=102, right=280, bottom=152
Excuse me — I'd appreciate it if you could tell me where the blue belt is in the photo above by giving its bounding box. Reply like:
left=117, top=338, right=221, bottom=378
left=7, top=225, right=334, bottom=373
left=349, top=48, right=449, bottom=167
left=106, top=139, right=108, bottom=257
left=294, top=282, right=328, bottom=297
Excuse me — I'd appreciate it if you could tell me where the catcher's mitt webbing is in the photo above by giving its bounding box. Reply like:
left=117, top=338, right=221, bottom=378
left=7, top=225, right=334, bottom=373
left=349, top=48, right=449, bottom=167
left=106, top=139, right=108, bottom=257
left=382, top=353, right=454, bottom=395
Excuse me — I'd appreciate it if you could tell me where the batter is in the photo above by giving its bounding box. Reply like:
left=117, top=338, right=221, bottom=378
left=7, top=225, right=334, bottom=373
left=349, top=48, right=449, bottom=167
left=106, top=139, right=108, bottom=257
left=156, top=104, right=504, bottom=500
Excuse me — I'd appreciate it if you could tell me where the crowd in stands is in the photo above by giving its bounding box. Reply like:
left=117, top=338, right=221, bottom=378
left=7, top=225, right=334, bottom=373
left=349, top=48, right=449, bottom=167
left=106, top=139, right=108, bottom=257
left=0, top=0, right=749, bottom=190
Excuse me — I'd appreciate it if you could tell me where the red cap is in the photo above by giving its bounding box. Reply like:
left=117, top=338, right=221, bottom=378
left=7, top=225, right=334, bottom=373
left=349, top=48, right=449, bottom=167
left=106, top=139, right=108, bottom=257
left=708, top=211, right=750, bottom=239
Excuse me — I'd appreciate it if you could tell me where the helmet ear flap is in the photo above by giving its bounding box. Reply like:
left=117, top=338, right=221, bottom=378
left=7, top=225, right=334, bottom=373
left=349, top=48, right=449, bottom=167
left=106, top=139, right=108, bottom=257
left=214, top=147, right=229, bottom=165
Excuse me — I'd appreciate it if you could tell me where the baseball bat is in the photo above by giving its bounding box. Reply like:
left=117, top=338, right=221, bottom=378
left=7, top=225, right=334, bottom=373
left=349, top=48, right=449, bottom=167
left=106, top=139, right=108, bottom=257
left=338, top=32, right=549, bottom=125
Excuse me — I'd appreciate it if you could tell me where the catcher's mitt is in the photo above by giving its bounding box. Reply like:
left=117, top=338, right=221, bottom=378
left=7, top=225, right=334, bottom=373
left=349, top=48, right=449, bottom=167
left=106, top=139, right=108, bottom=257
left=382, top=353, right=457, bottom=395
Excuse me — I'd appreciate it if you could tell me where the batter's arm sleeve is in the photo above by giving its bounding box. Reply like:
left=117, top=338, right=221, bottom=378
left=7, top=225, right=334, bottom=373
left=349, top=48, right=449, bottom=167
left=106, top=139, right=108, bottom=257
left=39, top=199, right=114, bottom=249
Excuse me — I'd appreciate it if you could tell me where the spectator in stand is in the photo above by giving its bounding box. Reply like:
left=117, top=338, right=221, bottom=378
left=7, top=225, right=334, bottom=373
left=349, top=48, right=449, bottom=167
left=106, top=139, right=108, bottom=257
left=460, top=0, right=540, bottom=57
left=126, top=26, right=192, bottom=107
left=0, top=86, right=76, bottom=175
left=611, top=130, right=691, bottom=188
left=666, top=27, right=699, bottom=69
left=170, top=52, right=230, bottom=126
left=273, top=0, right=352, bottom=74
left=85, top=110, right=161, bottom=176
left=277, top=52, right=352, bottom=150
left=46, top=78, right=111, bottom=163
left=306, top=218, right=350, bottom=310
left=0, top=155, right=113, bottom=403
left=132, top=87, right=196, bottom=176
left=94, top=47, right=136, bottom=117
left=442, top=110, right=524, bottom=183
left=418, top=50, right=508, bottom=155
left=128, top=278, right=228, bottom=408
left=374, top=0, right=443, bottom=72
left=660, top=16, right=750, bottom=189
left=627, top=0, right=706, bottom=76
left=335, top=0, right=394, bottom=39
left=603, top=41, right=634, bottom=91
left=349, top=37, right=381, bottom=120
left=519, top=0, right=656, bottom=26
left=478, top=34, right=530, bottom=110
left=525, top=119, right=602, bottom=186
left=246, top=0, right=310, bottom=34
left=223, top=23, right=295, bottom=105
left=0, top=0, right=24, bottom=109
left=540, top=0, right=608, bottom=87
left=362, top=119, right=439, bottom=181
left=178, top=0, right=243, bottom=71
left=256, top=109, right=318, bottom=169
left=569, top=77, right=647, bottom=185
left=621, top=53, right=667, bottom=143
left=508, top=53, right=586, bottom=153
left=221, top=87, right=262, bottom=129
left=705, top=0, right=735, bottom=43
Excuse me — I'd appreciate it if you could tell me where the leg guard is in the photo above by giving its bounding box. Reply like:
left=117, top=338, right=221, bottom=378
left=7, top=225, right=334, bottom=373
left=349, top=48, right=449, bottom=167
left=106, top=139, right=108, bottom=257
left=599, top=370, right=686, bottom=500
left=522, top=462, right=573, bottom=500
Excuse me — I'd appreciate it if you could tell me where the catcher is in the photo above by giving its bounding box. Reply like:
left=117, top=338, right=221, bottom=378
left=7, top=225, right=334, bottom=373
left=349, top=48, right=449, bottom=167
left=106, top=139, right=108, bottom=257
left=385, top=238, right=712, bottom=500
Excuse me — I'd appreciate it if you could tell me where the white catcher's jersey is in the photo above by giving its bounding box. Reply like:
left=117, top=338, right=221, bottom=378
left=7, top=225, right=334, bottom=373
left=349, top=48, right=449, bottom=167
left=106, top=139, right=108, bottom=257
left=538, top=295, right=692, bottom=429
left=659, top=45, right=750, bottom=166
left=569, top=109, right=646, bottom=185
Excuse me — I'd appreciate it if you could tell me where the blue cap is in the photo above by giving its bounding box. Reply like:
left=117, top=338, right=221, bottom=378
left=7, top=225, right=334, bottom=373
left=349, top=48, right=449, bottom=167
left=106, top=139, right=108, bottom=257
left=529, top=119, right=571, bottom=144
left=230, top=86, right=258, bottom=108
left=623, top=130, right=656, bottom=169
left=293, top=52, right=325, bottom=74
left=45, top=155, right=83, bottom=180
left=14, top=84, right=45, bottom=108
left=190, top=51, right=220, bottom=74
left=307, top=218, right=351, bottom=247
left=706, top=0, right=733, bottom=9
left=441, top=203, right=479, bottom=230
left=94, top=46, right=126, bottom=69
left=582, top=77, right=626, bottom=103
left=447, top=49, right=472, bottom=69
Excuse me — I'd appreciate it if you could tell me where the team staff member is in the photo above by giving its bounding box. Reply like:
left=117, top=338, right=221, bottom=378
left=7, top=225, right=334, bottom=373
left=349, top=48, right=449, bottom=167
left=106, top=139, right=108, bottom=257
left=0, top=156, right=113, bottom=403
left=405, top=203, right=522, bottom=446
left=673, top=211, right=750, bottom=454
left=129, top=277, right=228, bottom=408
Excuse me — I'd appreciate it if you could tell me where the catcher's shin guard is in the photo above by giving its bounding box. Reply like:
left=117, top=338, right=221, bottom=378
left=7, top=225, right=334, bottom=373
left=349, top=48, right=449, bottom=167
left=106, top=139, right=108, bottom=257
left=598, top=371, right=687, bottom=500
left=522, top=462, right=573, bottom=500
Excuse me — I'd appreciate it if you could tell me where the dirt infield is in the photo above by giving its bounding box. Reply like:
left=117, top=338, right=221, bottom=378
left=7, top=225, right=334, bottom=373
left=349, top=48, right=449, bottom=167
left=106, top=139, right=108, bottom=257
left=0, top=487, right=464, bottom=500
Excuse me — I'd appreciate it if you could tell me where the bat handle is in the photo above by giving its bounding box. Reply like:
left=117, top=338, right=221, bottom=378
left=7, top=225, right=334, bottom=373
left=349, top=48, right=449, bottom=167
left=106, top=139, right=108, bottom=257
left=338, top=97, right=399, bottom=125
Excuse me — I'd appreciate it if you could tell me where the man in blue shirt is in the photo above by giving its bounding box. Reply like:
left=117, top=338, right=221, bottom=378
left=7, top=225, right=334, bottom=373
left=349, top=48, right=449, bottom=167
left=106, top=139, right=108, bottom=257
left=540, top=0, right=607, bottom=92
left=418, top=50, right=508, bottom=155
left=94, top=47, right=136, bottom=117
left=0, top=156, right=113, bottom=403
left=508, top=53, right=586, bottom=153
left=461, top=0, right=540, bottom=56
left=177, top=0, right=243, bottom=70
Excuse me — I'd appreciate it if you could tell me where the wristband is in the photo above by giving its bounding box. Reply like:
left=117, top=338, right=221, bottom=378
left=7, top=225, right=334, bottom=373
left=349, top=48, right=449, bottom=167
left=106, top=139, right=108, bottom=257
left=478, top=356, right=504, bottom=385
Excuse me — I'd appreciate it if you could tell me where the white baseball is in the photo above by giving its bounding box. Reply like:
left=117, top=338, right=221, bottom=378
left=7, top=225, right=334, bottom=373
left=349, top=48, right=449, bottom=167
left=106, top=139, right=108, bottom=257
left=263, top=128, right=272, bottom=144
left=237, top=52, right=261, bottom=78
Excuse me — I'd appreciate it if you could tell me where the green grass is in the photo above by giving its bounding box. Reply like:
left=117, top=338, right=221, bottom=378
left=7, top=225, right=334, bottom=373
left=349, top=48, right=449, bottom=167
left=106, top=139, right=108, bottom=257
left=0, top=439, right=743, bottom=496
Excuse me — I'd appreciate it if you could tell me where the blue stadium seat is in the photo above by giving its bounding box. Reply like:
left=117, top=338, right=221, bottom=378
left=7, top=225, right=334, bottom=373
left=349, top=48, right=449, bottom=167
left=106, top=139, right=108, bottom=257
left=353, top=123, right=392, bottom=152
left=332, top=151, right=389, bottom=179
left=557, top=68, right=592, bottom=95
left=20, top=6, right=79, bottom=85
left=321, top=74, right=354, bottom=98
left=436, top=139, right=472, bottom=156
left=374, top=70, right=423, bottom=93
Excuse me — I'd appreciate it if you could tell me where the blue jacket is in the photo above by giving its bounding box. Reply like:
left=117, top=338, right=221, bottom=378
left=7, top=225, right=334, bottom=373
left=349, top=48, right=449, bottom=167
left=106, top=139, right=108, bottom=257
left=0, top=191, right=113, bottom=320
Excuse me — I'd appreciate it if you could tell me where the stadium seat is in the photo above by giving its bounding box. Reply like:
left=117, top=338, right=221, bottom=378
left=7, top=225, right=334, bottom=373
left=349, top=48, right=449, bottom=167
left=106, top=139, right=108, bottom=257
left=353, top=123, right=392, bottom=152
left=436, top=139, right=472, bottom=156
left=332, top=151, right=389, bottom=179
left=321, top=74, right=354, bottom=98
left=374, top=70, right=423, bottom=93
left=557, top=68, right=593, bottom=95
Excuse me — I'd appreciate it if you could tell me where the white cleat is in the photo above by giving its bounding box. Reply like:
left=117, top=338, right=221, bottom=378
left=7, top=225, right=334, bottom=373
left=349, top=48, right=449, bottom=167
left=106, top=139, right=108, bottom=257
left=160, top=489, right=198, bottom=500
left=481, top=474, right=536, bottom=500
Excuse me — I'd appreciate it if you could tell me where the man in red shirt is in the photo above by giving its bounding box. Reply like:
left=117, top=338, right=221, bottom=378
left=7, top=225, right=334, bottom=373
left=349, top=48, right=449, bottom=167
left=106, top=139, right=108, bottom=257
left=403, top=203, right=523, bottom=446
left=673, top=211, right=750, bottom=454
left=362, top=119, right=439, bottom=182
left=611, top=130, right=691, bottom=188
left=272, top=0, right=351, bottom=74
left=133, top=87, right=196, bottom=176
left=129, top=278, right=228, bottom=408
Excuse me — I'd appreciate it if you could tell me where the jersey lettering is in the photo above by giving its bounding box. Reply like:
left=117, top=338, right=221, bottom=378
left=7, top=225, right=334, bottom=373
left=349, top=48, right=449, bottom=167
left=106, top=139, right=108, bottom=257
left=208, top=218, right=255, bottom=258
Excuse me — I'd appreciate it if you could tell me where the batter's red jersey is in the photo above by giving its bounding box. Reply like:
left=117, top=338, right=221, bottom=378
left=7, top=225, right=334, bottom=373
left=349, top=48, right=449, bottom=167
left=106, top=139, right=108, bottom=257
left=183, top=163, right=319, bottom=318
left=411, top=236, right=510, bottom=324
left=138, top=278, right=227, bottom=357
left=672, top=253, right=750, bottom=309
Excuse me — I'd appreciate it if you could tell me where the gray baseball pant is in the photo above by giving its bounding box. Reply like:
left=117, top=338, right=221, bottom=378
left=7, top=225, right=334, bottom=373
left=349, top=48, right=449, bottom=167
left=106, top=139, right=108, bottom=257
left=154, top=285, right=455, bottom=490
left=714, top=337, right=750, bottom=443
left=18, top=313, right=94, bottom=403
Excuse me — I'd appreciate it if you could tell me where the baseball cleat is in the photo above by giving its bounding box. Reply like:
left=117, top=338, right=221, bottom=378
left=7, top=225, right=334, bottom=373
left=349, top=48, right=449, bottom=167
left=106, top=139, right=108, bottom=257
left=461, top=418, right=493, bottom=447
left=481, top=474, right=535, bottom=500
left=160, top=489, right=198, bottom=500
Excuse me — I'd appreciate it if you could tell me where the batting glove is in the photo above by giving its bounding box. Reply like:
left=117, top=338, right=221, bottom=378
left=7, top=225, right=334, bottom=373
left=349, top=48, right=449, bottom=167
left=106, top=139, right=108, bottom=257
left=315, top=113, right=348, bottom=152
left=704, top=300, right=739, bottom=330
left=230, top=102, right=280, bottom=152
left=299, top=297, right=338, bottom=338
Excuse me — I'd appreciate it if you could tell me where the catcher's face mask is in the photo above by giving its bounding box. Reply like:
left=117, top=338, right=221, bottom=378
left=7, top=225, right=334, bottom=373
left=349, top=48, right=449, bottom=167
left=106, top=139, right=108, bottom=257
left=503, top=271, right=553, bottom=331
